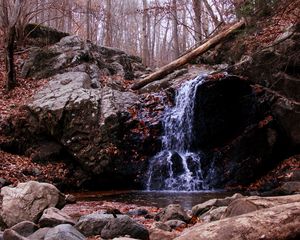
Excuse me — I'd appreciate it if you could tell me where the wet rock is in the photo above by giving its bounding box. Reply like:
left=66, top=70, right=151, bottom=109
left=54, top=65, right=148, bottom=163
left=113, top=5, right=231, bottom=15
left=39, top=207, right=76, bottom=227
left=164, top=220, right=187, bottom=229
left=3, top=229, right=28, bottom=240
left=175, top=202, right=300, bottom=240
left=155, top=204, right=190, bottom=223
left=0, top=181, right=65, bottom=227
left=149, top=228, right=179, bottom=240
left=27, top=228, right=50, bottom=240
left=193, top=75, right=257, bottom=149
left=100, top=215, right=149, bottom=240
left=44, top=224, right=85, bottom=240
left=271, top=98, right=300, bottom=147
left=75, top=213, right=119, bottom=237
left=10, top=221, right=38, bottom=237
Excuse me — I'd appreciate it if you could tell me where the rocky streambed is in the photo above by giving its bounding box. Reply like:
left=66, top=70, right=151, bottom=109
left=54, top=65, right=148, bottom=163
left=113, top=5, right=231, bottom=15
left=0, top=181, right=300, bottom=240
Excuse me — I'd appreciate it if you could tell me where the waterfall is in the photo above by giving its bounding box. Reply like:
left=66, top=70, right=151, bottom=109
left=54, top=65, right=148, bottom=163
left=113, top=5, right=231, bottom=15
left=146, top=74, right=209, bottom=191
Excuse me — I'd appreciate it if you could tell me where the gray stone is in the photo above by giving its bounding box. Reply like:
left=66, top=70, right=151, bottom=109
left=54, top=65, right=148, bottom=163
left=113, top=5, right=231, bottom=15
left=151, top=222, right=171, bottom=232
left=75, top=213, right=118, bottom=237
left=192, top=193, right=244, bottom=216
left=224, top=199, right=262, bottom=218
left=44, top=224, right=85, bottom=240
left=149, top=228, right=179, bottom=240
left=39, top=207, right=76, bottom=227
left=101, top=215, right=149, bottom=240
left=200, top=206, right=227, bottom=223
left=277, top=181, right=300, bottom=194
left=0, top=181, right=65, bottom=227
left=3, top=229, right=28, bottom=240
left=155, top=204, right=190, bottom=223
left=11, top=221, right=38, bottom=237
left=28, top=228, right=50, bottom=240
left=164, top=220, right=187, bottom=229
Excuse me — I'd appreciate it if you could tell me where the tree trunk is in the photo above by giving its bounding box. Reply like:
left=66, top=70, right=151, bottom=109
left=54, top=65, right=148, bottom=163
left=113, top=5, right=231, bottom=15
left=131, top=20, right=245, bottom=90
left=192, top=0, right=203, bottom=42
left=105, top=0, right=112, bottom=46
left=5, top=26, right=16, bottom=91
left=86, top=0, right=91, bottom=40
left=203, top=0, right=220, bottom=27
left=172, top=0, right=180, bottom=59
left=142, top=0, right=150, bottom=65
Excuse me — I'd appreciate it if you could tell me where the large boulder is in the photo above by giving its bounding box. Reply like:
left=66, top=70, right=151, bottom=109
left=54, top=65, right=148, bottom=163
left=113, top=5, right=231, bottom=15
left=175, top=202, right=300, bottom=240
left=0, top=181, right=65, bottom=227
left=21, top=35, right=146, bottom=80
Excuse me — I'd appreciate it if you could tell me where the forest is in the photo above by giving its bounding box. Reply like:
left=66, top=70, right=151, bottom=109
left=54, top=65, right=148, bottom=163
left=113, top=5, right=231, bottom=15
left=0, top=0, right=300, bottom=239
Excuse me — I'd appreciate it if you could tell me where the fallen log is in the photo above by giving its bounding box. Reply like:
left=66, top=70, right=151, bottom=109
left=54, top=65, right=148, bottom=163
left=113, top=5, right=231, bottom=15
left=131, top=19, right=245, bottom=90
left=176, top=202, right=300, bottom=240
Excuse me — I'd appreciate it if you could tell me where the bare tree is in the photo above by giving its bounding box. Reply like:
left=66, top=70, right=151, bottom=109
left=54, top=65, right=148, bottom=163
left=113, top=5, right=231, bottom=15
left=0, top=0, right=23, bottom=90
left=172, top=0, right=180, bottom=59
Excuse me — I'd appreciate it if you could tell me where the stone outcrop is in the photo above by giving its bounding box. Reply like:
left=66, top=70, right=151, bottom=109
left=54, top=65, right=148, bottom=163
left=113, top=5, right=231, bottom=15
left=3, top=35, right=161, bottom=189
left=0, top=181, right=65, bottom=227
left=175, top=202, right=300, bottom=240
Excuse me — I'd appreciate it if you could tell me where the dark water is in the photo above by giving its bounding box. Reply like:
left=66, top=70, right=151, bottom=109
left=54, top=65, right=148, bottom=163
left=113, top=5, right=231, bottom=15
left=72, top=190, right=235, bottom=209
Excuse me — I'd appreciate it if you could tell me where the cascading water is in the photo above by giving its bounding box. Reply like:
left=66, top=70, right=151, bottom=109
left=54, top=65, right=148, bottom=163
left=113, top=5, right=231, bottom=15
left=146, top=74, right=209, bottom=191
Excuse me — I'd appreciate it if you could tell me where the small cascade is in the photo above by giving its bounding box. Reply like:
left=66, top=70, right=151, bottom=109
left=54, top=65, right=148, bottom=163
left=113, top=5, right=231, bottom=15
left=146, top=75, right=209, bottom=191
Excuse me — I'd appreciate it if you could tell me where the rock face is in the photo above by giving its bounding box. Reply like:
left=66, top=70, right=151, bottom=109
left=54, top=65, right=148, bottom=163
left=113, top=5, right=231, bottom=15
left=2, top=35, right=161, bottom=189
left=175, top=202, right=300, bottom=240
left=0, top=181, right=65, bottom=227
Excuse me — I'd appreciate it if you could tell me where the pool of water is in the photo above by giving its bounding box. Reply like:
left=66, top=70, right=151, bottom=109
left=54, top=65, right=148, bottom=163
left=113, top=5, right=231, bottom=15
left=71, top=190, right=236, bottom=209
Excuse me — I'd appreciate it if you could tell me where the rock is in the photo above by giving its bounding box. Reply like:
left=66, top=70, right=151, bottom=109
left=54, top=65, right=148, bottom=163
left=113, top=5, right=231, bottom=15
left=164, top=220, right=187, bottom=229
left=0, top=179, right=9, bottom=189
left=285, top=170, right=300, bottom=181
left=272, top=98, right=300, bottom=147
left=24, top=24, right=69, bottom=45
left=275, top=181, right=300, bottom=195
left=127, top=209, right=148, bottom=216
left=200, top=206, right=227, bottom=223
left=39, top=207, right=76, bottom=227
left=155, top=204, right=190, bottom=223
left=100, top=215, right=149, bottom=240
left=192, top=193, right=243, bottom=216
left=112, top=238, right=139, bottom=240
left=151, top=222, right=171, bottom=232
left=10, top=221, right=38, bottom=237
left=29, top=142, right=62, bottom=163
left=149, top=228, right=179, bottom=240
left=27, top=228, right=50, bottom=240
left=65, top=194, right=76, bottom=204
left=0, top=181, right=65, bottom=227
left=44, top=224, right=85, bottom=240
left=0, top=231, right=3, bottom=240
left=3, top=229, right=29, bottom=240
left=223, top=199, right=261, bottom=218
left=175, top=202, right=300, bottom=240
left=75, top=213, right=119, bottom=237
